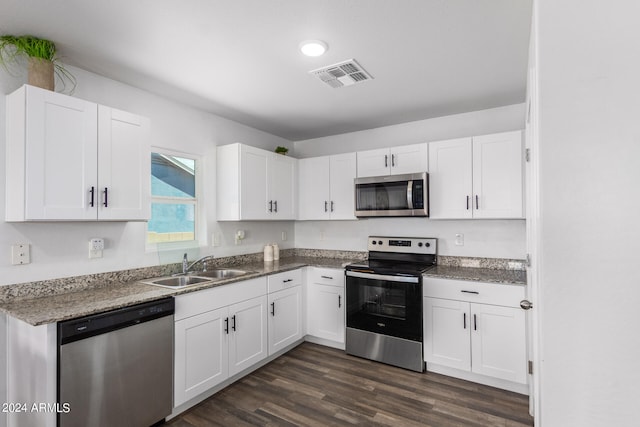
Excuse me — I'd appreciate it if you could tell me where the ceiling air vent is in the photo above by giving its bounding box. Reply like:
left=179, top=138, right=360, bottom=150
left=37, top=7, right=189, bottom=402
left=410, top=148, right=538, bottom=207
left=309, top=59, right=373, bottom=88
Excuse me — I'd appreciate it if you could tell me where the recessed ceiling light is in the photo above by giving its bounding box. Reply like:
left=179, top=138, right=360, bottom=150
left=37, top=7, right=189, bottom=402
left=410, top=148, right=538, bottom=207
left=300, top=40, right=328, bottom=57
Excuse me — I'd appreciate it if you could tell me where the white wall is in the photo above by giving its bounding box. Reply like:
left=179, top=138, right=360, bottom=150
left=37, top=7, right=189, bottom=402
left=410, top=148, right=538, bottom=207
left=0, top=67, right=294, bottom=285
left=536, top=1, right=640, bottom=425
left=294, top=104, right=527, bottom=258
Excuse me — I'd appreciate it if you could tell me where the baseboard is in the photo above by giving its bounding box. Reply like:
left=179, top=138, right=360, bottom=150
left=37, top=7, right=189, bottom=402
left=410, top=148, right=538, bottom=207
left=426, top=363, right=529, bottom=395
left=304, top=334, right=345, bottom=350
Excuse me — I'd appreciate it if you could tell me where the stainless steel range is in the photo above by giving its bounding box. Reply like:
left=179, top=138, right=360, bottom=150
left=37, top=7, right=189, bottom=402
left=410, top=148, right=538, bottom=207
left=345, top=236, right=437, bottom=372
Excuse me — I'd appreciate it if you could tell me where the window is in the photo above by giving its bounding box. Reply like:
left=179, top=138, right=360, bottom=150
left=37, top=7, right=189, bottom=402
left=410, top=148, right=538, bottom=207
left=147, top=152, right=197, bottom=244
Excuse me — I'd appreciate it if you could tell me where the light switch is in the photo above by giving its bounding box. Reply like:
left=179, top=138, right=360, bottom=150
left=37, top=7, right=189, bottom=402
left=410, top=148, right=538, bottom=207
left=455, top=234, right=464, bottom=246
left=11, top=243, right=31, bottom=265
left=89, top=238, right=104, bottom=259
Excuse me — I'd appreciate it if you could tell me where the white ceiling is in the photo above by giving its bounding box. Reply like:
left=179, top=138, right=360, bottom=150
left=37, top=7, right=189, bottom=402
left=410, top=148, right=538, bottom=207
left=0, top=0, right=532, bottom=141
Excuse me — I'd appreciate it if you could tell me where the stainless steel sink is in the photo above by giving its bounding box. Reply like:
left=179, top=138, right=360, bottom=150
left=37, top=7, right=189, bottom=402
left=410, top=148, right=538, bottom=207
left=142, top=275, right=212, bottom=288
left=188, top=268, right=251, bottom=279
left=141, top=268, right=254, bottom=289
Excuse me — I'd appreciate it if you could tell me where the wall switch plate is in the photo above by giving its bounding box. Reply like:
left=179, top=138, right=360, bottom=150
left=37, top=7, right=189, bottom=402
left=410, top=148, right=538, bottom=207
left=455, top=233, right=464, bottom=246
left=11, top=243, right=30, bottom=265
left=89, top=238, right=104, bottom=259
left=281, top=231, right=287, bottom=241
left=212, top=233, right=221, bottom=247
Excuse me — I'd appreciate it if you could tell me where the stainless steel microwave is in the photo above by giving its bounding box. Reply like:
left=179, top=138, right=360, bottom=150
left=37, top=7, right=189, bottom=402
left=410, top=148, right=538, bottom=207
left=354, top=172, right=429, bottom=217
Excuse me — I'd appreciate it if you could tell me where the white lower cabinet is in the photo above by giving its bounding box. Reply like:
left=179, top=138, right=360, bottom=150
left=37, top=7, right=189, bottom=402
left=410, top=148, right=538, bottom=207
left=267, top=269, right=303, bottom=355
left=423, top=278, right=527, bottom=390
left=306, top=268, right=345, bottom=346
left=268, top=286, right=303, bottom=354
left=173, top=277, right=268, bottom=407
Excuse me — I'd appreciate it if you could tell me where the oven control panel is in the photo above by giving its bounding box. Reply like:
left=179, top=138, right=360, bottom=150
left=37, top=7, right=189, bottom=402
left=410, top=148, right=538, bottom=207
left=367, top=236, right=437, bottom=254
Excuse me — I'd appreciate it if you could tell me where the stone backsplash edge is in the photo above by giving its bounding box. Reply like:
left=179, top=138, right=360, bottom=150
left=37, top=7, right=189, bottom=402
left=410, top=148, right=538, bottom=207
left=0, top=249, right=524, bottom=302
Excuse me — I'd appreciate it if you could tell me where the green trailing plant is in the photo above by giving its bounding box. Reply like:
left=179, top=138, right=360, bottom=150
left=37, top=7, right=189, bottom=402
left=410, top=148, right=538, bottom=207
left=0, top=35, right=76, bottom=92
left=275, top=146, right=289, bottom=155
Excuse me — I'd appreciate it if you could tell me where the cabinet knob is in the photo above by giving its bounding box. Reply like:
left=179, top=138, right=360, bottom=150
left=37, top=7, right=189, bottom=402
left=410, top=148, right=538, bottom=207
left=520, top=300, right=533, bottom=310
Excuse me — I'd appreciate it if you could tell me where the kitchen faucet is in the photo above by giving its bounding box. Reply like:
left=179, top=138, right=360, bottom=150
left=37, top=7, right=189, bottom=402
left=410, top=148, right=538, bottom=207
left=182, top=253, right=215, bottom=275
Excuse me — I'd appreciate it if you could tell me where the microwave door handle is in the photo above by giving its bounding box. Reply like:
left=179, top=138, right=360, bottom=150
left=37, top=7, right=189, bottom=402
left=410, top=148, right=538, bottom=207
left=407, top=180, right=413, bottom=209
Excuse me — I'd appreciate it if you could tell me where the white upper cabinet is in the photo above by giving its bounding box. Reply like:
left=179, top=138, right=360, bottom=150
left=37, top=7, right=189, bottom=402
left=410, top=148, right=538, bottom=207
left=5, top=85, right=150, bottom=221
left=428, top=137, right=474, bottom=219
left=298, top=152, right=356, bottom=220
left=428, top=131, right=523, bottom=219
left=356, top=143, right=428, bottom=178
left=217, top=143, right=297, bottom=220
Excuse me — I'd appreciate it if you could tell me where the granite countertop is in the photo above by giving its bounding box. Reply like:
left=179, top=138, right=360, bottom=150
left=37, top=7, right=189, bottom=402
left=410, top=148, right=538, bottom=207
left=0, top=253, right=525, bottom=326
left=0, top=256, right=354, bottom=326
left=424, top=265, right=526, bottom=285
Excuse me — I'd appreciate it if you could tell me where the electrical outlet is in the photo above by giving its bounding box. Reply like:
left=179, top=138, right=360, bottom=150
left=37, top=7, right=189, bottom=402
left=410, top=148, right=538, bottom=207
left=212, top=233, right=221, bottom=247
left=320, top=231, right=325, bottom=241
left=11, top=243, right=31, bottom=265
left=281, top=231, right=287, bottom=241
left=89, top=238, right=104, bottom=259
left=455, top=234, right=464, bottom=246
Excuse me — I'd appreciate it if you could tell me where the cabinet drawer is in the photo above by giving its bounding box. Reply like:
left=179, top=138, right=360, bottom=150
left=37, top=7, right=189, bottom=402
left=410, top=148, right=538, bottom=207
left=175, top=277, right=267, bottom=321
left=267, top=269, right=303, bottom=293
left=308, top=267, right=344, bottom=287
left=423, top=277, right=525, bottom=308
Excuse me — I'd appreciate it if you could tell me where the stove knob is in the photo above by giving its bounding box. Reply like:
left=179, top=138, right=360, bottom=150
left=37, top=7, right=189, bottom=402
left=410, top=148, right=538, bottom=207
left=371, top=240, right=377, bottom=245
left=425, top=242, right=431, bottom=247
left=378, top=240, right=383, bottom=245
left=418, top=242, right=423, bottom=247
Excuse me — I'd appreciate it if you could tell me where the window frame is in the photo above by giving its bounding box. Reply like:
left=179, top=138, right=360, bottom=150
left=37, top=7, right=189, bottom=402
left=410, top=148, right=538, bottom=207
left=146, top=148, right=202, bottom=252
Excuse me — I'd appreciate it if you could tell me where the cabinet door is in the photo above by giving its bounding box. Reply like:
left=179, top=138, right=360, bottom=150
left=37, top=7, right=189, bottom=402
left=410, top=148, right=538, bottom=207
left=329, top=153, right=357, bottom=219
left=470, top=304, right=527, bottom=383
left=174, top=307, right=229, bottom=406
left=356, top=148, right=390, bottom=177
left=228, top=295, right=268, bottom=377
left=24, top=85, right=98, bottom=220
left=390, top=143, right=428, bottom=175
left=240, top=145, right=269, bottom=219
left=428, top=138, right=473, bottom=219
left=298, top=156, right=330, bottom=220
left=472, top=131, right=524, bottom=218
left=307, top=283, right=345, bottom=343
left=97, top=106, right=151, bottom=220
left=269, top=153, right=297, bottom=219
left=268, top=286, right=303, bottom=355
left=423, top=297, right=471, bottom=371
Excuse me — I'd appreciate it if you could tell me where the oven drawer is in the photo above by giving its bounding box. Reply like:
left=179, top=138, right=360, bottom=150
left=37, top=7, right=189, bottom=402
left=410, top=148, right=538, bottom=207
left=267, top=269, right=303, bottom=293
left=422, top=277, right=525, bottom=308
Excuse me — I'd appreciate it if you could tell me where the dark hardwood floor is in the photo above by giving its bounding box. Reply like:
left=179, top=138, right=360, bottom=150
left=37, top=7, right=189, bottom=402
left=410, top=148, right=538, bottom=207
left=167, top=343, right=533, bottom=427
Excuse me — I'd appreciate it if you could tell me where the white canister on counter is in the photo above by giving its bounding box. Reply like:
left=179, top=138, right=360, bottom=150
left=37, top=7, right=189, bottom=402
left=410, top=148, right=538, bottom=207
left=264, top=244, right=274, bottom=262
left=272, top=243, right=280, bottom=261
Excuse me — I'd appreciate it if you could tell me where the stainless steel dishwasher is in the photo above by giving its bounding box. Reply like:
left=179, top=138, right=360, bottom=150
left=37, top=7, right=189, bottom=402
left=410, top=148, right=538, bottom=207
left=57, top=297, right=174, bottom=427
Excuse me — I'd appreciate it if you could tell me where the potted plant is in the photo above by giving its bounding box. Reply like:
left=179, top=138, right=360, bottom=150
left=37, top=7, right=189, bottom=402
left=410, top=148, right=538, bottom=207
left=0, top=35, right=76, bottom=92
left=275, top=146, right=289, bottom=155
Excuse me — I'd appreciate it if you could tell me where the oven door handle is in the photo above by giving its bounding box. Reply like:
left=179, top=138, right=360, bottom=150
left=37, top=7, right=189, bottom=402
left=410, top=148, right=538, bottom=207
left=346, top=270, right=419, bottom=283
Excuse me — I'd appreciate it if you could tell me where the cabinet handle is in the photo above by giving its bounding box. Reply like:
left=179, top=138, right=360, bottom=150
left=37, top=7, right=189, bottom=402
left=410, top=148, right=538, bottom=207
left=89, top=187, right=95, bottom=207
left=271, top=302, right=275, bottom=316
left=463, top=313, right=467, bottom=329
left=232, top=315, right=236, bottom=331
left=103, top=187, right=108, bottom=207
left=466, top=195, right=470, bottom=210
left=475, top=195, right=479, bottom=210
left=282, top=279, right=293, bottom=283
left=473, top=314, right=477, bottom=331
left=325, top=201, right=328, bottom=212
left=320, top=275, right=333, bottom=280
left=391, top=154, right=395, bottom=167
left=330, top=201, right=334, bottom=212
left=224, top=317, right=229, bottom=334
left=384, top=154, right=388, bottom=167
left=274, top=200, right=278, bottom=213
left=461, top=290, right=479, bottom=295
left=338, top=295, right=342, bottom=308
left=268, top=200, right=273, bottom=212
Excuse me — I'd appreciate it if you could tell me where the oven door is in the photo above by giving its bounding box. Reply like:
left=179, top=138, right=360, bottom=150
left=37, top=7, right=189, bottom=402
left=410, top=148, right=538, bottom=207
left=345, top=270, right=422, bottom=341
